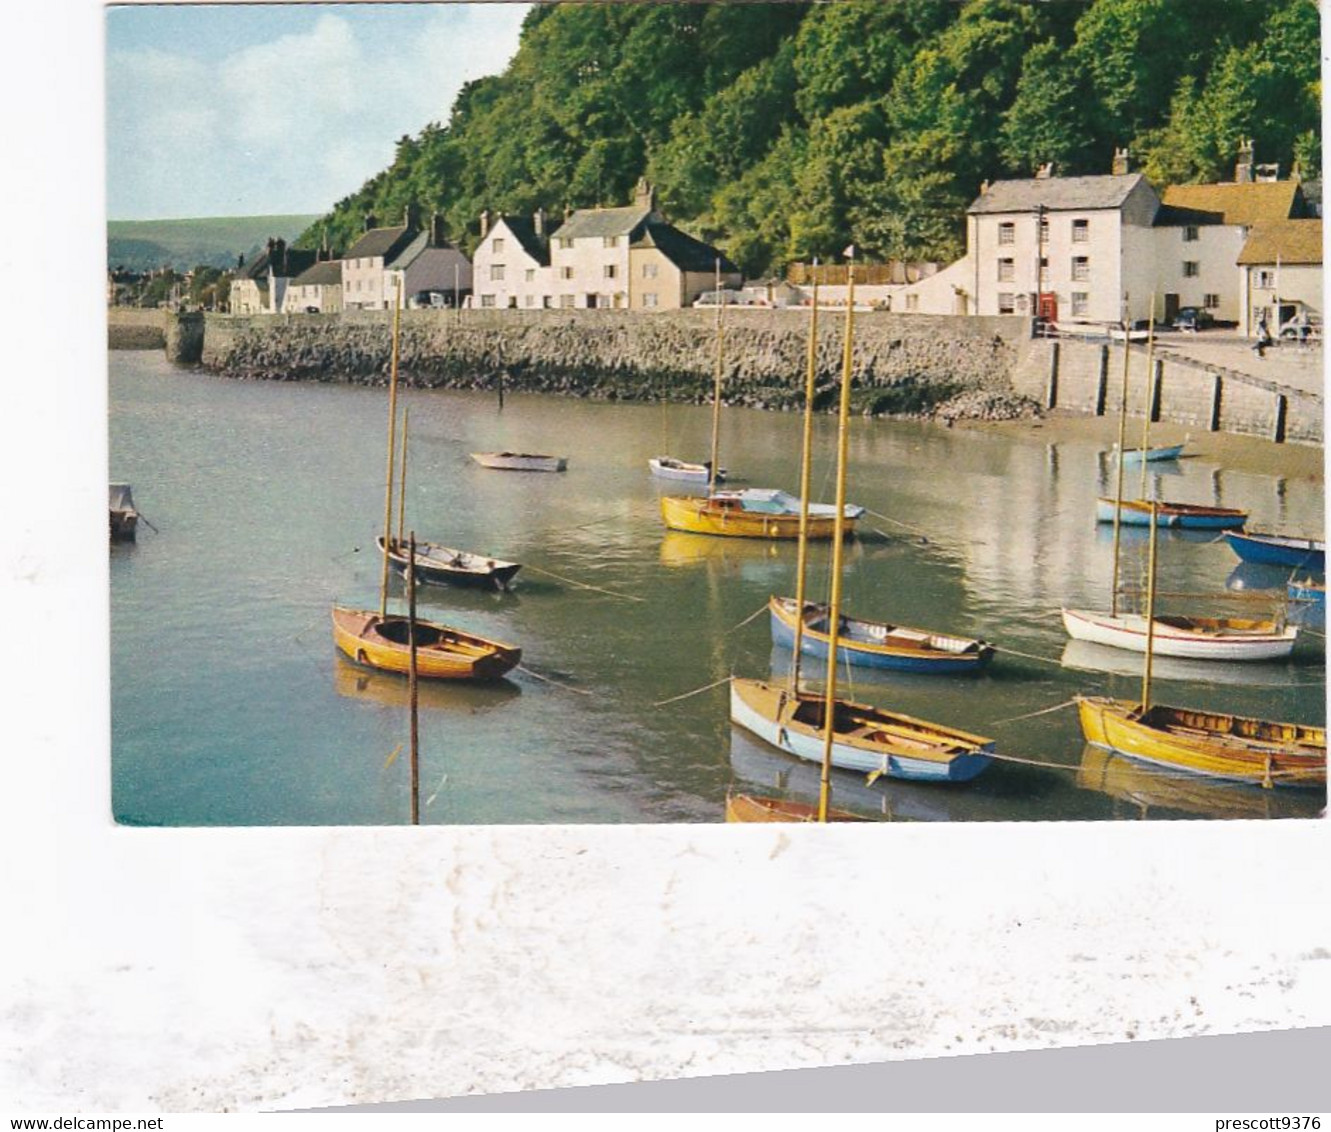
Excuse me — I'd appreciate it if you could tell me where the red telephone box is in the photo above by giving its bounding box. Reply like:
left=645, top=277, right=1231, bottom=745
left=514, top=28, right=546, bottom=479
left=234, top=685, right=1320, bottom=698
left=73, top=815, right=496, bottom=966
left=1037, top=292, right=1058, bottom=323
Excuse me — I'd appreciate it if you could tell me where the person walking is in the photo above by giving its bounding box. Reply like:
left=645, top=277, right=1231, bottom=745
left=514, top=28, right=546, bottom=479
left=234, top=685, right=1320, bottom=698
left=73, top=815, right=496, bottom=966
left=1253, top=315, right=1271, bottom=358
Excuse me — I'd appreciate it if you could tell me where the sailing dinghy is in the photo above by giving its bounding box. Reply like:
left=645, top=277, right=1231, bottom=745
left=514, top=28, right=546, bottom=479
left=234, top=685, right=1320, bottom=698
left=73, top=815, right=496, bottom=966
left=376, top=536, right=520, bottom=591
left=1061, top=608, right=1296, bottom=661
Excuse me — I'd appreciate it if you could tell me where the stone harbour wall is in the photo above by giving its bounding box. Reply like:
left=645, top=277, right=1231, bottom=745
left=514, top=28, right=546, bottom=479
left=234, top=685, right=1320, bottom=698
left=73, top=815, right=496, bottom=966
left=108, top=308, right=166, bottom=350
left=200, top=309, right=1031, bottom=419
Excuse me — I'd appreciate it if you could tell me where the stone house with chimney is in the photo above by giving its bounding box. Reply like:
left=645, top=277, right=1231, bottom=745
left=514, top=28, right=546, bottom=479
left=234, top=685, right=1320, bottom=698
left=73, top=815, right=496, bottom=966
left=628, top=223, right=741, bottom=310
left=281, top=255, right=344, bottom=314
left=229, top=237, right=318, bottom=315
left=546, top=179, right=664, bottom=309
left=385, top=214, right=473, bottom=308
left=341, top=208, right=425, bottom=310
left=470, top=211, right=551, bottom=309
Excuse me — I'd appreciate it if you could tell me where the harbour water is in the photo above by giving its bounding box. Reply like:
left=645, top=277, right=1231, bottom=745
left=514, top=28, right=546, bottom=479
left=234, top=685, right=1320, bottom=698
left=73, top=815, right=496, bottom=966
left=110, top=351, right=1326, bottom=825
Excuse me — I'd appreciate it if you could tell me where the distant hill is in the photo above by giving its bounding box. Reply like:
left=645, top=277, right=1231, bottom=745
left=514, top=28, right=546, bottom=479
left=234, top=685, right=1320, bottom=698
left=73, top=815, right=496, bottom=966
left=107, top=215, right=320, bottom=272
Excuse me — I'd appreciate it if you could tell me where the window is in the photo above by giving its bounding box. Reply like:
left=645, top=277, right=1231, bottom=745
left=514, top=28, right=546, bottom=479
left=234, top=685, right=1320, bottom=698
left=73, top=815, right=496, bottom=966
left=480, top=294, right=495, bottom=308
left=1183, top=261, right=1200, bottom=277
left=1072, top=292, right=1089, bottom=317
left=525, top=269, right=535, bottom=282
left=1072, top=256, right=1089, bottom=282
left=560, top=266, right=574, bottom=280
left=998, top=223, right=1015, bottom=245
left=603, top=236, right=619, bottom=248
left=998, top=292, right=1015, bottom=313
left=559, top=294, right=575, bottom=308
left=643, top=262, right=659, bottom=278
left=556, top=238, right=572, bottom=250
left=524, top=295, right=535, bottom=307
left=1039, top=218, right=1049, bottom=243
left=542, top=296, right=553, bottom=309
left=1183, top=226, right=1199, bottom=242
left=1203, top=294, right=1220, bottom=309
left=1257, top=270, right=1276, bottom=288
left=490, top=264, right=505, bottom=282
left=603, top=264, right=617, bottom=279
left=492, top=238, right=505, bottom=253
left=1072, top=219, right=1089, bottom=242
left=642, top=292, right=658, bottom=308
left=997, top=258, right=1015, bottom=282
left=905, top=294, right=919, bottom=311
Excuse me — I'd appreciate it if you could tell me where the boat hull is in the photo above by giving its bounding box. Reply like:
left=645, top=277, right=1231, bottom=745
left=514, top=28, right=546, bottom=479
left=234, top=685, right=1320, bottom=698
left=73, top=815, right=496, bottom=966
left=331, top=606, right=521, bottom=681
left=660, top=496, right=854, bottom=539
left=1289, top=578, right=1326, bottom=604
left=770, top=597, right=994, bottom=673
left=1096, top=498, right=1248, bottom=529
left=376, top=536, right=520, bottom=590
left=1115, top=444, right=1184, bottom=465
left=724, top=792, right=870, bottom=823
left=729, top=677, right=994, bottom=783
left=649, top=457, right=725, bottom=484
left=1225, top=531, right=1326, bottom=571
left=471, top=452, right=567, bottom=472
left=1061, top=607, right=1297, bottom=661
left=1077, top=696, right=1326, bottom=788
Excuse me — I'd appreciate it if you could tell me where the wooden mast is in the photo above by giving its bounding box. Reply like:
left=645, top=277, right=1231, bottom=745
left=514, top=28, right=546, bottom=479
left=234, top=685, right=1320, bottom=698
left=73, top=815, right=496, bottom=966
left=818, top=251, right=856, bottom=823
left=1137, top=293, right=1158, bottom=500
left=789, top=264, right=820, bottom=696
left=407, top=530, right=420, bottom=825
left=1109, top=297, right=1132, bottom=617
left=396, top=407, right=409, bottom=545
left=378, top=278, right=404, bottom=618
left=707, top=258, right=724, bottom=496
left=1140, top=499, right=1160, bottom=713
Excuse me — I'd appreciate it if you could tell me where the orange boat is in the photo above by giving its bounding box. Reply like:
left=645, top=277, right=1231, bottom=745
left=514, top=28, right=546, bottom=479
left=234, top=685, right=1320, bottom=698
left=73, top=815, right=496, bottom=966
left=332, top=606, right=520, bottom=682
left=725, top=792, right=869, bottom=823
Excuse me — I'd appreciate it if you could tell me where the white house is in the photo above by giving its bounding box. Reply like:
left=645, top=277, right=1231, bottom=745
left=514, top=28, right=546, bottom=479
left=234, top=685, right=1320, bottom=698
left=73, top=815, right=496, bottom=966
left=470, top=211, right=552, bottom=309
left=546, top=179, right=664, bottom=309
left=281, top=256, right=343, bottom=314
left=342, top=211, right=423, bottom=310
left=1237, top=218, right=1323, bottom=336
left=230, top=238, right=317, bottom=315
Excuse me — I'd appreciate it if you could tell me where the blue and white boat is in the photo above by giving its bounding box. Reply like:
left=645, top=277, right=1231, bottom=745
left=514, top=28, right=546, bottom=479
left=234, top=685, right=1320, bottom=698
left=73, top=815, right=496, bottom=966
left=1111, top=443, right=1185, bottom=465
left=1096, top=497, right=1248, bottom=529
left=1226, top=531, right=1325, bottom=572
left=769, top=596, right=994, bottom=674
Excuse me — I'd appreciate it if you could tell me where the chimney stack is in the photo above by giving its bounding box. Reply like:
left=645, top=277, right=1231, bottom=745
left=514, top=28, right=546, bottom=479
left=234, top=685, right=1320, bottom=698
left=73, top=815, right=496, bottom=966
left=404, top=202, right=421, bottom=230
left=430, top=212, right=447, bottom=248
left=363, top=212, right=378, bottom=232
left=1112, top=147, right=1130, bottom=176
left=979, top=179, right=989, bottom=196
left=634, top=176, right=657, bottom=212
left=533, top=206, right=545, bottom=238
left=1235, top=139, right=1254, bottom=183
left=479, top=209, right=491, bottom=239
left=274, top=237, right=287, bottom=275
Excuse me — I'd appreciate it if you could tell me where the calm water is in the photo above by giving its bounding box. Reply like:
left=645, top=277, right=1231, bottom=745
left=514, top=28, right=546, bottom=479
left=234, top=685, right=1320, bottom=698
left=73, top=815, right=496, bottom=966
left=110, top=351, right=1326, bottom=825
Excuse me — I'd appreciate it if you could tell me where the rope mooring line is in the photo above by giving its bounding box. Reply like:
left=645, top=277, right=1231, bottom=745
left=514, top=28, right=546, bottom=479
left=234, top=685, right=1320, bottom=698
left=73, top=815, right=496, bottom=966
left=987, top=697, right=1081, bottom=726
left=522, top=562, right=644, bottom=602
left=986, top=751, right=1081, bottom=772
left=992, top=644, right=1067, bottom=667
left=862, top=507, right=934, bottom=540
left=724, top=603, right=770, bottom=635
left=516, top=664, right=594, bottom=695
left=654, top=674, right=732, bottom=707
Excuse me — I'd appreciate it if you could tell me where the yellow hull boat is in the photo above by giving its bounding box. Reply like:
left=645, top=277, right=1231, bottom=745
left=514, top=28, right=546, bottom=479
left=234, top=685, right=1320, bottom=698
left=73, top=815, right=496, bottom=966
left=332, top=606, right=521, bottom=682
left=725, top=791, right=870, bottom=823
left=660, top=495, right=854, bottom=539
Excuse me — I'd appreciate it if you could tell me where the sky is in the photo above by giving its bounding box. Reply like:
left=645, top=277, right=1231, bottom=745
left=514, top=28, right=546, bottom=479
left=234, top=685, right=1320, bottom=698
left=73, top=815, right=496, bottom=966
left=106, top=2, right=531, bottom=220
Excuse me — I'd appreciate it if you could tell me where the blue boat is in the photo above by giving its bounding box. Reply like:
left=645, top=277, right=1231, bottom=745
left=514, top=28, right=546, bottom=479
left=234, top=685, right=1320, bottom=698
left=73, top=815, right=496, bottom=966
left=1096, top=497, right=1248, bottom=529
left=1288, top=578, right=1325, bottom=604
left=1112, top=443, right=1185, bottom=465
left=769, top=596, right=994, bottom=674
left=1226, top=531, right=1325, bottom=572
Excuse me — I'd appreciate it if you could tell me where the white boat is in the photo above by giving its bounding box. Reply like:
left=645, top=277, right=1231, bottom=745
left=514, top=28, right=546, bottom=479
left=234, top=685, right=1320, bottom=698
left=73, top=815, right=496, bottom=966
left=648, top=456, right=725, bottom=484
left=717, top=487, right=864, bottom=521
left=471, top=451, right=567, bottom=473
left=1061, top=607, right=1297, bottom=661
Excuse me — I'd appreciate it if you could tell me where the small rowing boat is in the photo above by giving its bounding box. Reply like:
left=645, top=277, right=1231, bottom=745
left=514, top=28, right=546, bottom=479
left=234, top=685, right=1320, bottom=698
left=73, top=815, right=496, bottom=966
left=770, top=596, right=994, bottom=673
left=724, top=791, right=870, bottom=823
left=331, top=606, right=521, bottom=682
left=471, top=451, right=567, bottom=472
left=1095, top=497, right=1248, bottom=529
left=375, top=535, right=520, bottom=591
left=1288, top=577, right=1326, bottom=605
left=1111, top=442, right=1185, bottom=465
left=110, top=483, right=139, bottom=541
left=1061, top=607, right=1297, bottom=661
left=649, top=456, right=725, bottom=484
left=1225, top=531, right=1325, bottom=571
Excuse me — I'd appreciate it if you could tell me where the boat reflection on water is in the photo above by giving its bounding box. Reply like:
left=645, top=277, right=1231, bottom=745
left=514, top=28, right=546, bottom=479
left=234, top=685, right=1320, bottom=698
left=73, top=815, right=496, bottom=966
left=333, top=654, right=521, bottom=711
left=728, top=726, right=974, bottom=823
left=1059, top=639, right=1311, bottom=689
left=659, top=529, right=865, bottom=583
left=1227, top=561, right=1300, bottom=593
left=1076, top=744, right=1324, bottom=820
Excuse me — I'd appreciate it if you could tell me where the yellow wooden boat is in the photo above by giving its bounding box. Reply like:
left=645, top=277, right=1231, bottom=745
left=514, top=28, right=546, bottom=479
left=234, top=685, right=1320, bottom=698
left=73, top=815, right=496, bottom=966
left=1077, top=696, right=1326, bottom=788
left=725, top=791, right=870, bottom=823
left=332, top=606, right=521, bottom=682
left=660, top=491, right=858, bottom=539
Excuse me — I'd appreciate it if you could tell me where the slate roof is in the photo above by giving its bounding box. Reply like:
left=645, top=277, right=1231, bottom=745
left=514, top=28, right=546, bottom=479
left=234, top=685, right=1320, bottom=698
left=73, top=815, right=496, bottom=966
left=239, top=246, right=318, bottom=281
left=1236, top=219, right=1323, bottom=265
left=494, top=215, right=549, bottom=265
left=1157, top=181, right=1304, bottom=227
left=967, top=173, right=1146, bottom=214
left=292, top=260, right=343, bottom=286
left=632, top=222, right=738, bottom=274
left=551, top=204, right=656, bottom=241
left=345, top=224, right=421, bottom=262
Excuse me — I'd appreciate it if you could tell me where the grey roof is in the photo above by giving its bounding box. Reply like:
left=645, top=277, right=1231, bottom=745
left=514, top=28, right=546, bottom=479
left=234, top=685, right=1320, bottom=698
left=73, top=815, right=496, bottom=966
left=968, top=173, right=1147, bottom=215
left=494, top=215, right=550, bottom=265
left=632, top=222, right=738, bottom=274
left=345, top=224, right=421, bottom=262
left=292, top=259, right=343, bottom=286
left=551, top=204, right=656, bottom=241
left=240, top=245, right=318, bottom=281
left=386, top=230, right=429, bottom=269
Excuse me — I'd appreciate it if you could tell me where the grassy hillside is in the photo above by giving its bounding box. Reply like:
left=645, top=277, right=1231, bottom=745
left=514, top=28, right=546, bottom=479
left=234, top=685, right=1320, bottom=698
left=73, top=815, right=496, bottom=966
left=107, top=214, right=320, bottom=271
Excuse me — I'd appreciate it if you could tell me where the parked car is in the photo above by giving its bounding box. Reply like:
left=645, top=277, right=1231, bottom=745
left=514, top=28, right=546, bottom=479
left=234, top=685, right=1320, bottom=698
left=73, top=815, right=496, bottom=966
left=1278, top=313, right=1321, bottom=341
left=1172, top=307, right=1215, bottom=332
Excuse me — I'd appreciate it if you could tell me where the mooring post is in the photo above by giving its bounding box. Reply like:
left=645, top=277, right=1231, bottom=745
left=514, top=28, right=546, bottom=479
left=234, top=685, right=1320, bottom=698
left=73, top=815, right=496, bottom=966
left=1045, top=341, right=1060, bottom=410
left=1094, top=345, right=1109, bottom=416
left=1208, top=373, right=1223, bottom=432
left=1149, top=358, right=1163, bottom=422
left=1272, top=393, right=1288, bottom=444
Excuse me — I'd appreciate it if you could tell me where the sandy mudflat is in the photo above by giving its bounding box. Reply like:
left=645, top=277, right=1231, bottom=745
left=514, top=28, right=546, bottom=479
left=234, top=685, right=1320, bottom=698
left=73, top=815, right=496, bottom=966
left=959, top=410, right=1325, bottom=484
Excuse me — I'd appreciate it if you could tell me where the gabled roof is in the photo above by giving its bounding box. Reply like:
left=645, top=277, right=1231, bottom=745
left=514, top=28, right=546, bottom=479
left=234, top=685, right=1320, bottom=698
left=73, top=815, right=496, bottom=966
left=1237, top=219, right=1323, bottom=266
left=492, top=215, right=549, bottom=265
left=968, top=173, right=1146, bottom=215
left=292, top=259, right=343, bottom=286
left=551, top=204, right=656, bottom=241
left=1158, top=181, right=1304, bottom=227
left=239, top=245, right=318, bottom=281
left=345, top=224, right=421, bottom=262
left=632, top=222, right=738, bottom=274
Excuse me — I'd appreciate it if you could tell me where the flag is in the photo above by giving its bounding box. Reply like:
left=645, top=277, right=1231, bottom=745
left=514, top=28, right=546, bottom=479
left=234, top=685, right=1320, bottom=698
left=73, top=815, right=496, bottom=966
left=843, top=244, right=855, bottom=258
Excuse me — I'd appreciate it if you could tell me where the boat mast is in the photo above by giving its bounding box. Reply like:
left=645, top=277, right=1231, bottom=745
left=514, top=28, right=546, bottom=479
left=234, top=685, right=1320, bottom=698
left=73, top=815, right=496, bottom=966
left=407, top=529, right=420, bottom=826
left=1140, top=499, right=1160, bottom=712
left=379, top=278, right=404, bottom=618
left=1137, top=293, right=1158, bottom=500
left=818, top=251, right=855, bottom=823
left=707, top=258, right=724, bottom=496
left=789, top=262, right=820, bottom=696
left=1109, top=294, right=1131, bottom=617
left=396, top=407, right=410, bottom=545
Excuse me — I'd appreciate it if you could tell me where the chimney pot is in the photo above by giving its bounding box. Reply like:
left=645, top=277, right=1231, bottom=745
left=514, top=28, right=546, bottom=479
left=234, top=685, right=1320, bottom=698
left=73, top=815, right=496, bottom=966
left=1235, top=138, right=1255, bottom=183
left=534, top=207, right=545, bottom=238
left=480, top=209, right=491, bottom=239
left=1112, top=146, right=1130, bottom=176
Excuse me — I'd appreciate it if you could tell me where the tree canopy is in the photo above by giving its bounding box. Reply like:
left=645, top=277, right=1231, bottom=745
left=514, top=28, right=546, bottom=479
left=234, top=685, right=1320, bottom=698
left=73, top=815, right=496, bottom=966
left=299, top=0, right=1320, bottom=277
